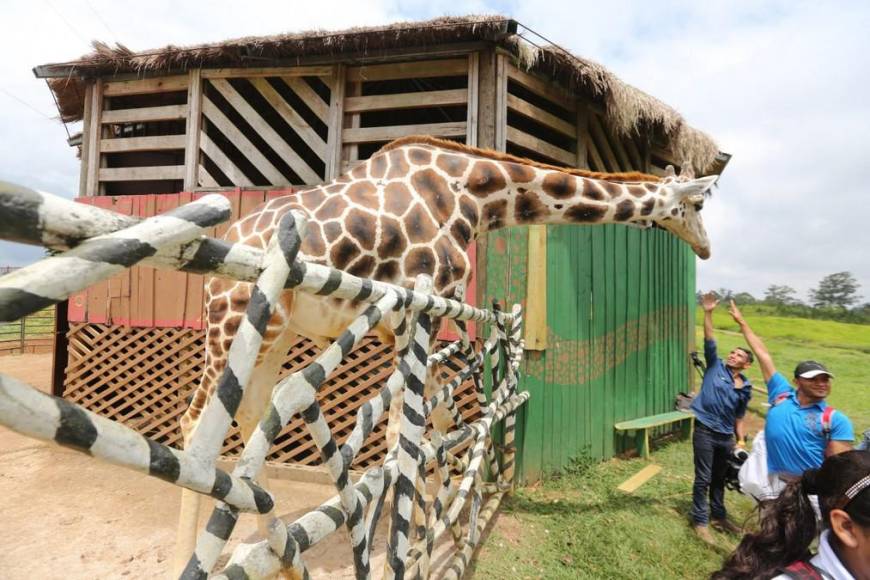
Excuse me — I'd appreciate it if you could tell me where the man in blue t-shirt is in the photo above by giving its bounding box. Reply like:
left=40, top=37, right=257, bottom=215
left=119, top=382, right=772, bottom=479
left=728, top=302, right=853, bottom=481
left=689, top=293, right=754, bottom=544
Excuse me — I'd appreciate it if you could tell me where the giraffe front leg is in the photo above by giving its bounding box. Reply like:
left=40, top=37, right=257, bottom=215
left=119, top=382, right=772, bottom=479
left=174, top=417, right=203, bottom=578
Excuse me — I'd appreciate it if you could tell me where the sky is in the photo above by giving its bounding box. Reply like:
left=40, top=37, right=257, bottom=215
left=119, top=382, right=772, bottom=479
left=1, top=0, right=868, bottom=304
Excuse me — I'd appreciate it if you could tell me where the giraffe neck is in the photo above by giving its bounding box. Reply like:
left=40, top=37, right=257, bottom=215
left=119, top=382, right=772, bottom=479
left=459, top=160, right=662, bottom=236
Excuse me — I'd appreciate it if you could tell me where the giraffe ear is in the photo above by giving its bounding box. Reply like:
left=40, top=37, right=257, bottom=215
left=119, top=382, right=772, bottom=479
left=664, top=165, right=676, bottom=178
left=679, top=164, right=696, bottom=180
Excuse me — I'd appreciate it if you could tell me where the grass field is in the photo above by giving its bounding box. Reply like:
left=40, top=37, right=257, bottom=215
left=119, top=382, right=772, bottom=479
left=472, top=308, right=869, bottom=579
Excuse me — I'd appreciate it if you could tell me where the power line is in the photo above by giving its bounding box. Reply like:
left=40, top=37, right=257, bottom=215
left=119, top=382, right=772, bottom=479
left=0, top=88, right=54, bottom=120
left=42, top=0, right=90, bottom=48
left=83, top=0, right=118, bottom=42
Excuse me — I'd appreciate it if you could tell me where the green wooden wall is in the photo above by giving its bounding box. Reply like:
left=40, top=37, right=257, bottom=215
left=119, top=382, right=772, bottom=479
left=483, top=224, right=696, bottom=482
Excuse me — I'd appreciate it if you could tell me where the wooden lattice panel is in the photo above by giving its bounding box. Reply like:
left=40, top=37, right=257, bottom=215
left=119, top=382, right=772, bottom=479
left=63, top=324, right=482, bottom=469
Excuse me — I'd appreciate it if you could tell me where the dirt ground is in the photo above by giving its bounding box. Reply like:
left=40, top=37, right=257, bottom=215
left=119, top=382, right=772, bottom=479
left=0, top=354, right=468, bottom=579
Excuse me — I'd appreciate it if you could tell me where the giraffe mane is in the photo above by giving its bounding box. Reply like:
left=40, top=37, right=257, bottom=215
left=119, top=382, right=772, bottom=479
left=377, top=135, right=662, bottom=183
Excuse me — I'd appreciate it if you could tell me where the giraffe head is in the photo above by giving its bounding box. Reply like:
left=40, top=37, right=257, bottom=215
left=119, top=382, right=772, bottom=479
left=647, top=174, right=716, bottom=259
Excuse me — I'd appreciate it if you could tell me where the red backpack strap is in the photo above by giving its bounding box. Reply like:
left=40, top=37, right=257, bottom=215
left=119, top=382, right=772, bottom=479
left=821, top=407, right=836, bottom=439
left=774, top=392, right=791, bottom=406
left=780, top=560, right=825, bottom=579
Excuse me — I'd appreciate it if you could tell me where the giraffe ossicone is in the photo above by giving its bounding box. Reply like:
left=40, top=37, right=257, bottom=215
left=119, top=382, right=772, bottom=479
left=174, top=136, right=716, bottom=571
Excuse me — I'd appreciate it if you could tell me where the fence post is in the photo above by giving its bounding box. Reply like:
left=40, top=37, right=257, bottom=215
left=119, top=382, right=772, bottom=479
left=19, top=315, right=26, bottom=353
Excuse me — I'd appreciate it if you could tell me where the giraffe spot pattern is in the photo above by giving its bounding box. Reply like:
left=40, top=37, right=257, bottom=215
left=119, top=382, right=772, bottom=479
left=565, top=203, right=606, bottom=222
left=384, top=182, right=413, bottom=216
left=323, top=221, right=342, bottom=243
left=408, top=148, right=432, bottom=165
left=404, top=247, right=437, bottom=278
left=386, top=149, right=409, bottom=180
left=614, top=199, right=635, bottom=221
left=600, top=181, right=623, bottom=198
left=370, top=153, right=388, bottom=179
left=316, top=196, right=348, bottom=220
left=302, top=221, right=326, bottom=256
left=346, top=181, right=379, bottom=210
left=514, top=190, right=548, bottom=224
left=458, top=194, right=479, bottom=226
left=412, top=168, right=454, bottom=225
left=348, top=255, right=376, bottom=278
left=504, top=162, right=536, bottom=183
left=351, top=162, right=368, bottom=179
left=542, top=172, right=576, bottom=199
left=330, top=236, right=361, bottom=270
left=377, top=215, right=407, bottom=259
left=467, top=161, right=506, bottom=197
left=627, top=185, right=647, bottom=198
left=450, top=218, right=472, bottom=247
left=482, top=199, right=508, bottom=230
left=640, top=198, right=656, bottom=216
left=374, top=260, right=400, bottom=282
left=436, top=153, right=468, bottom=177
left=346, top=208, right=377, bottom=251
left=582, top=179, right=605, bottom=201
left=406, top=203, right=438, bottom=244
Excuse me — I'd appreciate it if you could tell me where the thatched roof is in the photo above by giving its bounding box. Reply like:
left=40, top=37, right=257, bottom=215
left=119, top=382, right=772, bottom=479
left=34, top=15, right=722, bottom=172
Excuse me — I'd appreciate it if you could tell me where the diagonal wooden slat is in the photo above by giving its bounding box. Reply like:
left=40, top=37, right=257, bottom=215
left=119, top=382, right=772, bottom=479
left=210, top=78, right=322, bottom=183
left=201, top=96, right=287, bottom=185
left=281, top=76, right=330, bottom=122
left=199, top=130, right=254, bottom=187
left=249, top=78, right=328, bottom=159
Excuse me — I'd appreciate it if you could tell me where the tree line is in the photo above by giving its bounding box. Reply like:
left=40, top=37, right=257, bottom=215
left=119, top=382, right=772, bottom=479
left=700, top=271, right=870, bottom=324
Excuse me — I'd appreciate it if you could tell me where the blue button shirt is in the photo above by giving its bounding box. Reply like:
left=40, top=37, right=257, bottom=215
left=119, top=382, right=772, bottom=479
left=690, top=339, right=753, bottom=435
left=765, top=372, right=854, bottom=476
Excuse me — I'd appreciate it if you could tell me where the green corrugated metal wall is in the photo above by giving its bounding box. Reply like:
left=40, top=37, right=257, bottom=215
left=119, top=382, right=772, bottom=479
left=483, top=224, right=696, bottom=482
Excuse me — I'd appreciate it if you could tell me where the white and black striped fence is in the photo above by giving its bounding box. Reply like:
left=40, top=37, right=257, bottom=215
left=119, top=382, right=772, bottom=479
left=0, top=182, right=529, bottom=579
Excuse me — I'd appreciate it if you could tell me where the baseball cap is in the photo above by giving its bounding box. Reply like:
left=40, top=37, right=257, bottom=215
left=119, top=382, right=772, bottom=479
left=794, top=360, right=834, bottom=379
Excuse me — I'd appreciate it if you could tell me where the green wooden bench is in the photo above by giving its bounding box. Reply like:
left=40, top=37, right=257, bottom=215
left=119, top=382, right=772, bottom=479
left=614, top=411, right=695, bottom=460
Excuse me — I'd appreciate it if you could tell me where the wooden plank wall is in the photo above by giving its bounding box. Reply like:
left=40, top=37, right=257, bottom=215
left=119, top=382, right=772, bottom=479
left=68, top=189, right=289, bottom=329
left=484, top=62, right=695, bottom=482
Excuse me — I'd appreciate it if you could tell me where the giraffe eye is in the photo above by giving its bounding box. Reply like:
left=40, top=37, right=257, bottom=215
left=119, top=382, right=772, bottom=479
left=693, top=201, right=704, bottom=211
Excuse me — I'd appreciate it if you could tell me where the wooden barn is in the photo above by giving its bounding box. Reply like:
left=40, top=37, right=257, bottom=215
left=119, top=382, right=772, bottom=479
left=36, top=15, right=728, bottom=482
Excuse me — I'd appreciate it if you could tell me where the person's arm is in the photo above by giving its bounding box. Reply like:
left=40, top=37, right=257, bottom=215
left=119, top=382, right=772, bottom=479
left=826, top=414, right=855, bottom=456
left=826, top=440, right=853, bottom=456
left=729, top=300, right=777, bottom=383
left=701, top=292, right=718, bottom=341
left=734, top=417, right=746, bottom=447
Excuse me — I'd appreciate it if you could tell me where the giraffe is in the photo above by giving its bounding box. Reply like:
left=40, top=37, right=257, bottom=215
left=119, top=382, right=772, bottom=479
left=174, top=136, right=716, bottom=572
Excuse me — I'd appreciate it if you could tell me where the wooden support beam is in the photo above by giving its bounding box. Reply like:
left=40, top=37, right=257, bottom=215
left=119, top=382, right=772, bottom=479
left=576, top=107, right=589, bottom=169
left=100, top=135, right=186, bottom=153
left=183, top=70, right=203, bottom=190
left=84, top=80, right=103, bottom=196
left=101, top=104, right=188, bottom=124
left=99, top=166, right=185, bottom=181
left=78, top=82, right=93, bottom=196
left=476, top=49, right=497, bottom=151
left=494, top=54, right=507, bottom=152
left=103, top=75, right=188, bottom=96
left=466, top=52, right=479, bottom=147
left=346, top=58, right=467, bottom=82
left=201, top=66, right=333, bottom=79
left=343, top=88, right=468, bottom=114
left=506, top=126, right=575, bottom=166
left=325, top=64, right=346, bottom=181
left=524, top=224, right=548, bottom=350
left=342, top=122, right=467, bottom=144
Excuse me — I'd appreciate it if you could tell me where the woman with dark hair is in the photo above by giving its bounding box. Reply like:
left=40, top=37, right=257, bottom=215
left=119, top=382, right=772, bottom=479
left=713, top=450, right=870, bottom=580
